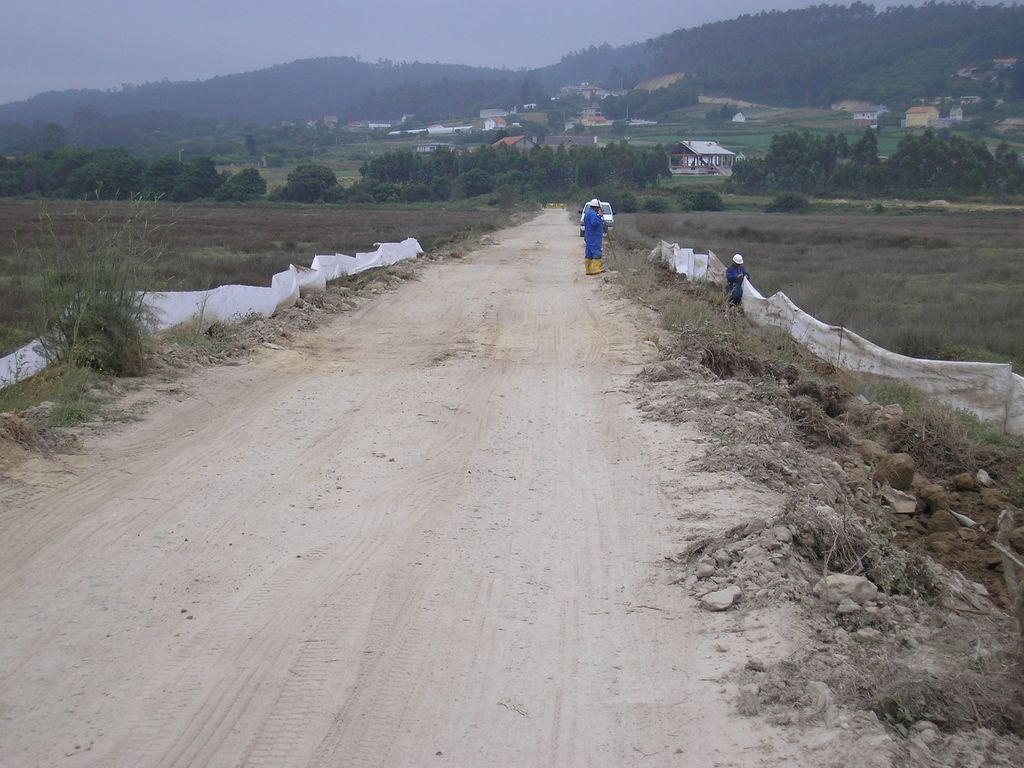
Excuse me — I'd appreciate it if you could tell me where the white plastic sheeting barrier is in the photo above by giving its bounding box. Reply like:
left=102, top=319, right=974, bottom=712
left=0, top=238, right=423, bottom=388
left=649, top=241, right=1023, bottom=435
left=310, top=237, right=423, bottom=281
left=649, top=240, right=726, bottom=282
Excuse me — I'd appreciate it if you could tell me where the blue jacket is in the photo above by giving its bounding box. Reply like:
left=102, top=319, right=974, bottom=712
left=583, top=207, right=605, bottom=250
left=726, top=265, right=750, bottom=289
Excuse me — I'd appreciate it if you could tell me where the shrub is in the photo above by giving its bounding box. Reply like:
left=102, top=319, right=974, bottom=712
left=765, top=192, right=811, bottom=213
left=618, top=191, right=638, bottom=212
left=33, top=198, right=171, bottom=376
left=642, top=196, right=670, bottom=212
left=681, top=189, right=725, bottom=211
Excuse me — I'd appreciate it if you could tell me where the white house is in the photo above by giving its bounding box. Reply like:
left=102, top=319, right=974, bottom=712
left=416, top=142, right=457, bottom=154
left=484, top=117, right=508, bottom=131
left=667, top=141, right=736, bottom=175
left=854, top=105, right=889, bottom=122
left=731, top=112, right=747, bottom=123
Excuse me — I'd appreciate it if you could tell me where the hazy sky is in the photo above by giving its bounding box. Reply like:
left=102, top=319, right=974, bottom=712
left=4, top=0, right=920, bottom=105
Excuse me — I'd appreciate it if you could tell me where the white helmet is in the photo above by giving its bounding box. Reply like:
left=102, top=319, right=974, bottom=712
left=732, top=254, right=744, bottom=265
left=588, top=198, right=601, bottom=208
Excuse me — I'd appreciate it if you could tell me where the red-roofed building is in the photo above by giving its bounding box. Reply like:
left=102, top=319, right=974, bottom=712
left=492, top=135, right=537, bottom=151
left=904, top=105, right=939, bottom=128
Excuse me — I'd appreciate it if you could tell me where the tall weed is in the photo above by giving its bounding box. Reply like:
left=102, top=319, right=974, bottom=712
left=28, top=198, right=173, bottom=375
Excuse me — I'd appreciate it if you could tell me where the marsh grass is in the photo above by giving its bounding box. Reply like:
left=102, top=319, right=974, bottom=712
left=616, top=210, right=1024, bottom=367
left=0, top=200, right=504, bottom=355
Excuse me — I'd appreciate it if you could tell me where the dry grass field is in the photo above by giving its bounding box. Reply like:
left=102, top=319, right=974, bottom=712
left=615, top=210, right=1024, bottom=367
left=0, top=200, right=504, bottom=356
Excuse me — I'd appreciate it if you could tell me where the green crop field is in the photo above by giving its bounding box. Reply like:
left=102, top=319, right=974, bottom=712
left=0, top=201, right=505, bottom=356
left=616, top=209, right=1024, bottom=368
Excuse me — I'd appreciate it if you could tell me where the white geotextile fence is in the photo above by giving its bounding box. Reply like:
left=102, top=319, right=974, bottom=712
left=650, top=241, right=1024, bottom=436
left=0, top=238, right=423, bottom=389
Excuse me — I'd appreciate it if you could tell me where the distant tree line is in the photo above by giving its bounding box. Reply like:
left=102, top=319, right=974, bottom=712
left=731, top=129, right=1024, bottom=197
left=646, top=3, right=1024, bottom=107
left=274, top=143, right=671, bottom=204
left=0, top=148, right=267, bottom=201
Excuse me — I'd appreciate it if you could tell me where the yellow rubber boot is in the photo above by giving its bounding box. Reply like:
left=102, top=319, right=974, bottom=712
left=584, top=258, right=593, bottom=275
left=591, top=258, right=604, bottom=274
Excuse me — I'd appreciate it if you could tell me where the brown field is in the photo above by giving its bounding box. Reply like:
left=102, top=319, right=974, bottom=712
left=0, top=200, right=504, bottom=356
left=614, top=210, right=1024, bottom=367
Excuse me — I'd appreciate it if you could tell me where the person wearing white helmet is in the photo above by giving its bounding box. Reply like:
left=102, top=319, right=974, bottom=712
left=582, top=198, right=606, bottom=275
left=725, top=253, right=750, bottom=307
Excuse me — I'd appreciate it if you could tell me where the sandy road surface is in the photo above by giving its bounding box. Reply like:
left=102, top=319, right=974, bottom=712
left=0, top=211, right=803, bottom=767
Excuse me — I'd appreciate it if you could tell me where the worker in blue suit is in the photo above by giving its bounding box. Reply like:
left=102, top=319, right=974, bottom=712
left=725, top=253, right=750, bottom=307
left=583, top=199, right=605, bottom=275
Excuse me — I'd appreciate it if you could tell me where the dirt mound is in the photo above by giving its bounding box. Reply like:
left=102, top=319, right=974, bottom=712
left=634, top=278, right=1024, bottom=757
left=0, top=413, right=38, bottom=471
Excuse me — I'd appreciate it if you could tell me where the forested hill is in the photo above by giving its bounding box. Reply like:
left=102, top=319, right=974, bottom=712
left=1, top=3, right=1021, bottom=129
left=645, top=2, right=1024, bottom=106
left=0, top=58, right=518, bottom=125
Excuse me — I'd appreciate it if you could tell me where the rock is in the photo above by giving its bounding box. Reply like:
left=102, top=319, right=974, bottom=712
left=713, top=549, right=732, bottom=567
left=975, top=469, right=994, bottom=487
left=980, top=488, right=1009, bottom=510
left=743, top=519, right=767, bottom=535
left=881, top=488, right=917, bottom=515
left=982, top=549, right=1004, bottom=568
left=874, top=453, right=916, bottom=491
left=719, top=404, right=738, bottom=416
left=854, top=628, right=882, bottom=644
left=880, top=403, right=904, bottom=421
left=813, top=574, right=878, bottom=605
left=957, top=528, right=980, bottom=543
left=695, top=562, right=716, bottom=579
left=836, top=598, right=860, bottom=615
left=743, top=544, right=767, bottom=560
left=917, top=483, right=950, bottom=512
left=772, top=526, right=793, bottom=544
left=951, top=473, right=977, bottom=491
left=804, top=483, right=836, bottom=503
left=928, top=509, right=960, bottom=533
left=855, top=439, right=888, bottom=462
left=925, top=532, right=963, bottom=556
left=700, top=585, right=742, bottom=611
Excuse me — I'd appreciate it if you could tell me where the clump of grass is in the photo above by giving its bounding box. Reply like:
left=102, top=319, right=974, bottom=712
left=0, top=362, right=108, bottom=427
left=28, top=198, right=172, bottom=376
left=45, top=365, right=109, bottom=426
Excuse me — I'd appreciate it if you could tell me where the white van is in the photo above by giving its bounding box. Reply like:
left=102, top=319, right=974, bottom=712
left=578, top=201, right=614, bottom=236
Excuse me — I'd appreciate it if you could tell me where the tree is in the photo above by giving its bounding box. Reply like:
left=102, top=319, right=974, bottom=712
left=216, top=168, right=267, bottom=201
left=284, top=164, right=338, bottom=202
left=143, top=157, right=185, bottom=199
left=65, top=149, right=146, bottom=199
left=458, top=168, right=493, bottom=198
left=171, top=156, right=223, bottom=201
left=41, top=123, right=65, bottom=151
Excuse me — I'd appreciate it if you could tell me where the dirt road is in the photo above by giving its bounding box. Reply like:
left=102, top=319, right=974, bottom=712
left=0, top=211, right=806, bottom=766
